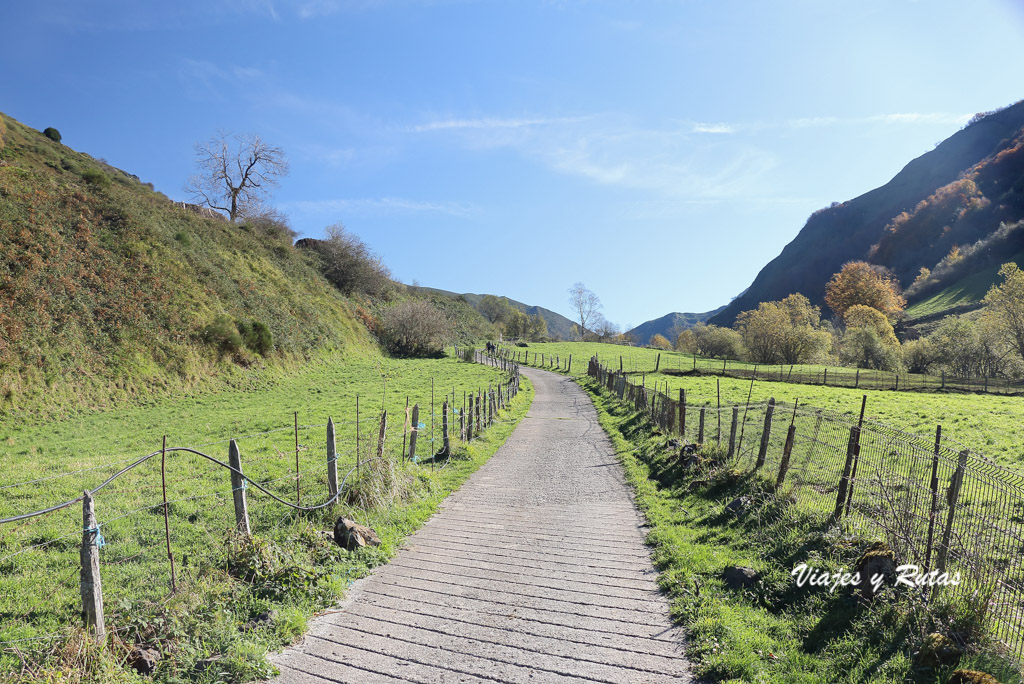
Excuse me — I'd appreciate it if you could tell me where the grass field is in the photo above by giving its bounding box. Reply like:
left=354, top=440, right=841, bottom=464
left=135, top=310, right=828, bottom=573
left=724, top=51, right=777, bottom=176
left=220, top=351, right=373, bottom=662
left=512, top=342, right=1024, bottom=466
left=584, top=378, right=1022, bottom=683
left=0, top=349, right=526, bottom=682
left=904, top=249, right=1024, bottom=320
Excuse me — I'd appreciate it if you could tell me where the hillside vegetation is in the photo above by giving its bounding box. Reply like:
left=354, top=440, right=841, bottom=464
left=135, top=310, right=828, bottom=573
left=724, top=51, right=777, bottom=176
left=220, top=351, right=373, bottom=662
left=0, top=112, right=374, bottom=421
left=713, top=100, right=1024, bottom=327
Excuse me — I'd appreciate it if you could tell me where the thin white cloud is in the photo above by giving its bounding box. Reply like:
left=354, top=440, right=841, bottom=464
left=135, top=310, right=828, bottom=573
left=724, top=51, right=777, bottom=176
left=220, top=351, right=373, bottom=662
left=691, top=122, right=736, bottom=134
left=282, top=197, right=478, bottom=218
left=409, top=116, right=587, bottom=133
left=869, top=112, right=972, bottom=125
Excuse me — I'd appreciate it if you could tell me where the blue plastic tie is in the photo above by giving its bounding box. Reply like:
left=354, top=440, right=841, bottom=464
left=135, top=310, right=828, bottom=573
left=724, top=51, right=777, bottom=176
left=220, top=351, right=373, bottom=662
left=417, top=422, right=426, bottom=429
left=84, top=525, right=106, bottom=549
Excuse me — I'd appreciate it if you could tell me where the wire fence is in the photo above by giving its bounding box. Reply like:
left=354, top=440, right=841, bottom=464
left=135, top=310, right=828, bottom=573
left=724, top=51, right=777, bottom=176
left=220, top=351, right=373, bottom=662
left=587, top=355, right=1024, bottom=661
left=506, top=346, right=1024, bottom=396
left=0, top=353, right=521, bottom=662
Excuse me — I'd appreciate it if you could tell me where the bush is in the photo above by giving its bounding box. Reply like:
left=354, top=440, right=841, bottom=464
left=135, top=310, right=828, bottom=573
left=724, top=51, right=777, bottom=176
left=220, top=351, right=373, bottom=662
left=237, top=320, right=274, bottom=356
left=80, top=167, right=111, bottom=188
left=378, top=300, right=450, bottom=357
left=311, top=224, right=393, bottom=297
left=201, top=315, right=244, bottom=356
left=43, top=127, right=61, bottom=143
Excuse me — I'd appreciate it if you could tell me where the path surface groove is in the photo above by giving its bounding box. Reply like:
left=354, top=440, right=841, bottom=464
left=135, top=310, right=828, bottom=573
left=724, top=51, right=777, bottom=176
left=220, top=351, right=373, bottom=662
left=272, top=367, right=689, bottom=683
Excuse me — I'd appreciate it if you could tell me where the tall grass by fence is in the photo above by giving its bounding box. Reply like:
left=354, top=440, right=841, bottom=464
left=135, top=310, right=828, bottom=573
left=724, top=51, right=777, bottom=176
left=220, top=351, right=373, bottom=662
left=585, top=355, right=1024, bottom=661
left=0, top=354, right=520, bottom=657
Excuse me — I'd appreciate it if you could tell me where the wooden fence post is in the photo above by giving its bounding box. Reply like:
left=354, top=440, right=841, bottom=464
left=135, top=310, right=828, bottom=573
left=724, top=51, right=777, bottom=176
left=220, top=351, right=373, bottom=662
left=228, top=439, right=251, bottom=534
left=476, top=390, right=482, bottom=433
left=568, top=355, right=572, bottom=373
left=834, top=427, right=859, bottom=518
left=698, top=408, right=705, bottom=443
left=655, top=353, right=661, bottom=372
left=326, top=418, right=338, bottom=498
left=80, top=490, right=106, bottom=639
left=775, top=423, right=796, bottom=490
left=924, top=425, right=942, bottom=571
left=409, top=405, right=420, bottom=461
left=728, top=407, right=738, bottom=458
left=466, top=394, right=473, bottom=441
left=375, top=410, right=387, bottom=460
left=936, top=449, right=969, bottom=573
left=755, top=398, right=776, bottom=468
left=680, top=389, right=686, bottom=439
left=855, top=369, right=859, bottom=389
left=442, top=400, right=450, bottom=456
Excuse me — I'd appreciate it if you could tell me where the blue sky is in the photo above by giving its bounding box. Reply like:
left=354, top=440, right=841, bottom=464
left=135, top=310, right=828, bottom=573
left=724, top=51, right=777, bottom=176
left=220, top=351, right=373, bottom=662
left=3, top=0, right=1024, bottom=330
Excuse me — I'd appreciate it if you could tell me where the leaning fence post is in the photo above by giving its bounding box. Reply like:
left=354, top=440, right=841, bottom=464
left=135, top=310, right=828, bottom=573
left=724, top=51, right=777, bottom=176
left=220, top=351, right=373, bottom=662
left=326, top=418, right=339, bottom=498
left=80, top=490, right=106, bottom=639
left=228, top=439, right=251, bottom=534
left=755, top=398, right=776, bottom=468
left=655, top=353, right=661, bottom=372
left=728, top=407, right=738, bottom=458
left=936, top=449, right=969, bottom=573
left=834, top=427, right=859, bottom=518
left=375, top=410, right=388, bottom=460
left=409, top=405, right=420, bottom=461
left=776, top=422, right=796, bottom=490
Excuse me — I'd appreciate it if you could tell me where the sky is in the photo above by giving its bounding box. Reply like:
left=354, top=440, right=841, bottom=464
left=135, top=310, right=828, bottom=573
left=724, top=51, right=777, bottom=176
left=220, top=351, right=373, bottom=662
left=3, top=1, right=1024, bottom=331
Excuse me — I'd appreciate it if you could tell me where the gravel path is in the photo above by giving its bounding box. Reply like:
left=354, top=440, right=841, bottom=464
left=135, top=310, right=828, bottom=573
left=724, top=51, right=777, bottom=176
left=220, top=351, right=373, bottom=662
left=271, top=367, right=690, bottom=683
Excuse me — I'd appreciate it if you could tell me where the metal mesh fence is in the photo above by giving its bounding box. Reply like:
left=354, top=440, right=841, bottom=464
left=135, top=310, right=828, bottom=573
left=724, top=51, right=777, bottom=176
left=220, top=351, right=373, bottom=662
left=588, top=356, right=1024, bottom=658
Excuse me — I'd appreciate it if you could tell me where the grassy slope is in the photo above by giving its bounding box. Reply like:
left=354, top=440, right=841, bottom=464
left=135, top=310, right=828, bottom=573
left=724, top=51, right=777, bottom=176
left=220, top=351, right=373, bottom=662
left=512, top=342, right=1024, bottom=466
left=904, top=249, right=1024, bottom=320
left=0, top=111, right=368, bottom=423
left=584, top=379, right=1021, bottom=683
left=0, top=354, right=530, bottom=682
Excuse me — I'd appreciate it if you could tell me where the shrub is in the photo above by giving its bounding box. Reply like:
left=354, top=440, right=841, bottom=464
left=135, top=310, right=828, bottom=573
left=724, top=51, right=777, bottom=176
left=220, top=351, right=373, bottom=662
left=80, top=168, right=111, bottom=188
left=378, top=300, right=450, bottom=357
left=173, top=231, right=192, bottom=247
left=201, top=315, right=244, bottom=356
left=43, top=127, right=62, bottom=143
left=236, top=320, right=274, bottom=356
left=902, top=338, right=938, bottom=374
left=312, top=223, right=393, bottom=297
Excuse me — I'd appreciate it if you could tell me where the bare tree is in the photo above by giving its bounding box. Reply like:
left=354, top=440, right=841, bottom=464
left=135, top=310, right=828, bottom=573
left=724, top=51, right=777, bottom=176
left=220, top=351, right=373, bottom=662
left=568, top=282, right=601, bottom=340
left=185, top=131, right=289, bottom=222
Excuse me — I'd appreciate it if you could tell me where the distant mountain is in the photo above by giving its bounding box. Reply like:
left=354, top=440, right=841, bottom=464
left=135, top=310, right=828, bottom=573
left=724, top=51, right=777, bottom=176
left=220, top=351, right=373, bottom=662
left=711, top=100, right=1024, bottom=327
left=626, top=308, right=725, bottom=345
left=415, top=288, right=578, bottom=340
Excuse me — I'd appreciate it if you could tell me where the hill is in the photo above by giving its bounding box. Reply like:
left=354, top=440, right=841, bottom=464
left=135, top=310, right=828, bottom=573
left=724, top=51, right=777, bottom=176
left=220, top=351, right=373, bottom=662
left=414, top=287, right=578, bottom=340
left=711, top=99, right=1024, bottom=326
left=0, top=112, right=371, bottom=421
left=626, top=307, right=725, bottom=345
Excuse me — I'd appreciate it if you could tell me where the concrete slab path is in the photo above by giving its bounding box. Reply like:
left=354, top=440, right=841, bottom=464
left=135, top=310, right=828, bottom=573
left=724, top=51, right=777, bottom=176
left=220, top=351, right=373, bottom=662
left=271, top=367, right=690, bottom=683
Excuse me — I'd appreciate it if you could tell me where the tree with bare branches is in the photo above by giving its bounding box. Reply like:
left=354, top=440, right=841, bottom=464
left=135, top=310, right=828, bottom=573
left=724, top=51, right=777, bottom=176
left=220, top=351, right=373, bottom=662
left=185, top=131, right=289, bottom=222
left=568, top=282, right=601, bottom=340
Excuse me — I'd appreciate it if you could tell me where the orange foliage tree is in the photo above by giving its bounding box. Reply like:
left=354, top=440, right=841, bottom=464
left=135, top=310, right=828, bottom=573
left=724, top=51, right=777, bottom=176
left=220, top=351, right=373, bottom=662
left=824, top=261, right=906, bottom=322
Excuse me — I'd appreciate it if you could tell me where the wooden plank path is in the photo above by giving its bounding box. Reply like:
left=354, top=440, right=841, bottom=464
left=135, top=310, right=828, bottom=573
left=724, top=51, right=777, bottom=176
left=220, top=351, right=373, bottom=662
left=271, top=366, right=690, bottom=683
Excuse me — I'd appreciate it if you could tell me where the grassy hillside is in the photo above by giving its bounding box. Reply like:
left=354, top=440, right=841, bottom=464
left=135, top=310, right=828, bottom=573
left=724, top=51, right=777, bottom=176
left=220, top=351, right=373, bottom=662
left=712, top=100, right=1024, bottom=326
left=626, top=307, right=725, bottom=345
left=415, top=287, right=577, bottom=340
left=0, top=112, right=370, bottom=423
left=904, top=248, right=1024, bottom=320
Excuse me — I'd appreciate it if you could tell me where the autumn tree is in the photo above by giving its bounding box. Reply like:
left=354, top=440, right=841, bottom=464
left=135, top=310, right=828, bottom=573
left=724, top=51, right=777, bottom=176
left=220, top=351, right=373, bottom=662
left=691, top=323, right=745, bottom=360
left=185, top=131, right=289, bottom=222
left=824, top=261, right=906, bottom=322
left=649, top=334, right=672, bottom=350
left=675, top=329, right=697, bottom=354
left=843, top=305, right=899, bottom=347
left=734, top=293, right=830, bottom=364
left=982, top=262, right=1024, bottom=362
left=568, top=282, right=601, bottom=339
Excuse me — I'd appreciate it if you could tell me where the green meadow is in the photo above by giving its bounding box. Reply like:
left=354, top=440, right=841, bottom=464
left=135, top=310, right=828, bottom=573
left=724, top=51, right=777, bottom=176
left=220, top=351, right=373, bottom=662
left=512, top=341, right=1024, bottom=466
left=0, top=349, right=528, bottom=682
